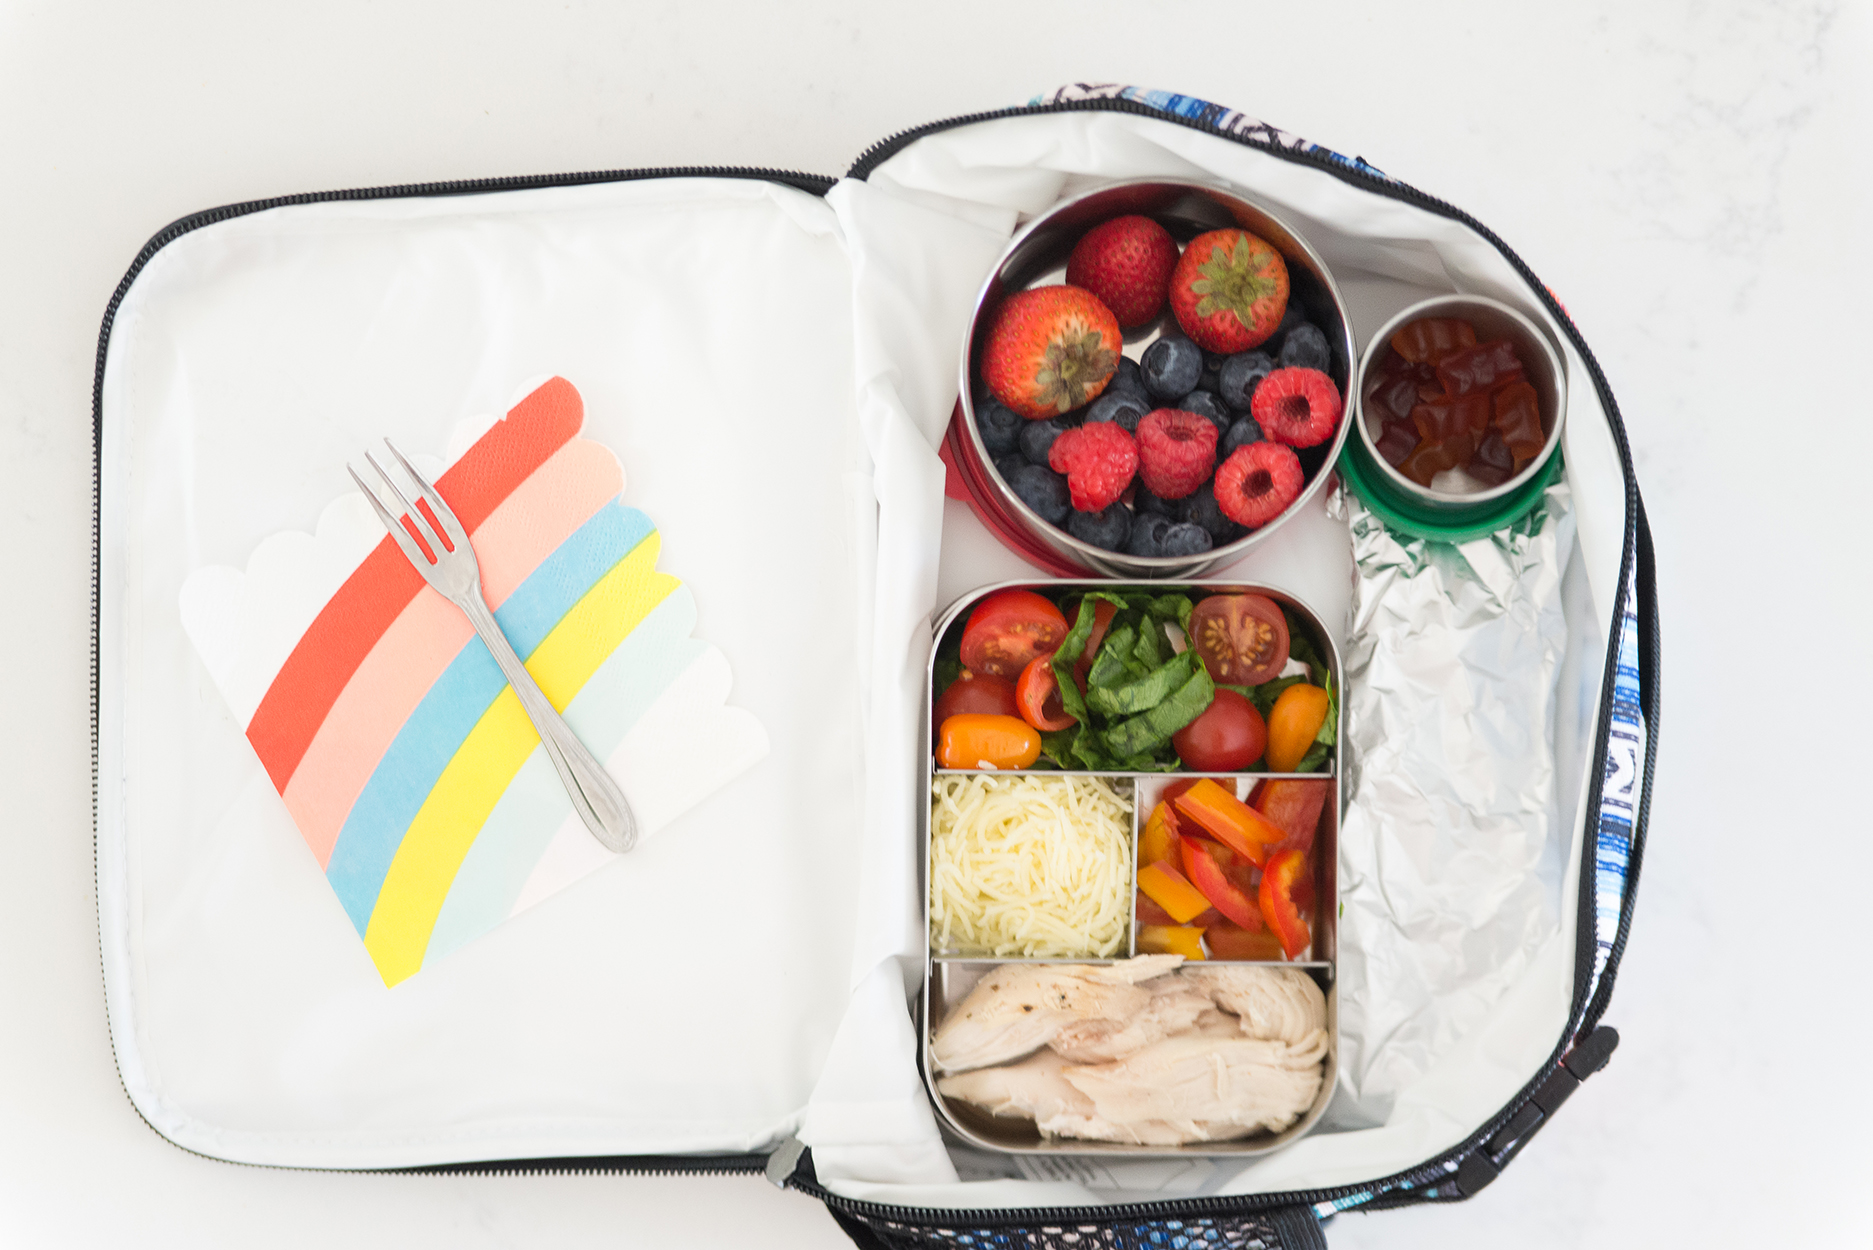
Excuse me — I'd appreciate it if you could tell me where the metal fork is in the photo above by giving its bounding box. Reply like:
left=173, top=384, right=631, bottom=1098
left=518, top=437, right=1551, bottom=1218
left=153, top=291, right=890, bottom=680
left=348, top=441, right=637, bottom=854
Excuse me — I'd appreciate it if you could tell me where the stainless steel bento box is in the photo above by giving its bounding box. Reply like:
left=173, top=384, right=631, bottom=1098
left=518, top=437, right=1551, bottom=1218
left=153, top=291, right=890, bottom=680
left=918, top=580, right=1341, bottom=1156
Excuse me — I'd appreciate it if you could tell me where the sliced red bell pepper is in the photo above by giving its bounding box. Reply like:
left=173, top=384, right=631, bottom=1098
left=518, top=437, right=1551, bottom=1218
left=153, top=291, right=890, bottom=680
left=1173, top=778, right=1285, bottom=867
left=1254, top=778, right=1331, bottom=854
left=1259, top=848, right=1312, bottom=960
left=1179, top=836, right=1262, bottom=930
left=1205, top=921, right=1285, bottom=961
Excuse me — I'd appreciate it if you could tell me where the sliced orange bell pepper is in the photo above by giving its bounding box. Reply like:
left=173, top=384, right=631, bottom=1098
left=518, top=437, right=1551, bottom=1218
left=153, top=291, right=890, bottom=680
left=1173, top=779, right=1285, bottom=867
left=1137, top=924, right=1207, bottom=961
left=1136, top=860, right=1212, bottom=924
left=1137, top=801, right=1182, bottom=868
left=1178, top=836, right=1261, bottom=930
left=1259, top=848, right=1312, bottom=960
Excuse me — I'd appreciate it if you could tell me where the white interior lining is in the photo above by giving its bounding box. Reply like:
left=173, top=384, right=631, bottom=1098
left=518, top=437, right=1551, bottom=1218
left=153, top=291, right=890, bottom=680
left=803, top=111, right=1621, bottom=1209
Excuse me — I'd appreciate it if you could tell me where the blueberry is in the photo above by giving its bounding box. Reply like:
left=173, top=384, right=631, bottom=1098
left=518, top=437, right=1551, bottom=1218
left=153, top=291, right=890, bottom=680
left=1176, top=390, right=1233, bottom=436
left=1198, top=364, right=1222, bottom=395
left=994, top=454, right=1026, bottom=481
left=1132, top=481, right=1186, bottom=520
left=1110, top=356, right=1149, bottom=401
left=1159, top=522, right=1215, bottom=557
left=1184, top=482, right=1244, bottom=545
left=1278, top=322, right=1333, bottom=372
left=1020, top=417, right=1070, bottom=466
left=1006, top=464, right=1072, bottom=525
left=1217, top=351, right=1277, bottom=411
left=1066, top=502, right=1132, bottom=552
left=975, top=399, right=1023, bottom=457
left=1141, top=337, right=1203, bottom=401
left=1086, top=390, right=1149, bottom=433
left=1268, top=303, right=1309, bottom=354
left=1126, top=512, right=1174, bottom=557
left=1221, top=417, right=1265, bottom=457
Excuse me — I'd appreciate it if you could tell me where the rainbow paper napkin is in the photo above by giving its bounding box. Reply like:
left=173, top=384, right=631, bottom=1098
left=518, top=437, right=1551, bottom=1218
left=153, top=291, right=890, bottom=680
left=180, top=377, right=768, bottom=986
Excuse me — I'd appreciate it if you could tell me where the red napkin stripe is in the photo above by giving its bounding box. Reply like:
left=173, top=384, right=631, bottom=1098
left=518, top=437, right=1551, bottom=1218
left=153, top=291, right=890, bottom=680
left=244, top=377, right=583, bottom=792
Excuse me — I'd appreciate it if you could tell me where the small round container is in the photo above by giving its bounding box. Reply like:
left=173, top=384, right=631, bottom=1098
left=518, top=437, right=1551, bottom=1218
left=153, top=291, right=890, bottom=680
left=1341, top=294, right=1567, bottom=540
left=955, top=179, right=1356, bottom=578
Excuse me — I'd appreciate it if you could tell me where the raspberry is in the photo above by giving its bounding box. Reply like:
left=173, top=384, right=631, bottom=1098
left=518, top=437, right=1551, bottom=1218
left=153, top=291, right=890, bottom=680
left=1214, top=442, right=1305, bottom=528
left=1134, top=409, right=1219, bottom=500
left=1047, top=422, right=1138, bottom=513
left=1250, top=367, right=1343, bottom=448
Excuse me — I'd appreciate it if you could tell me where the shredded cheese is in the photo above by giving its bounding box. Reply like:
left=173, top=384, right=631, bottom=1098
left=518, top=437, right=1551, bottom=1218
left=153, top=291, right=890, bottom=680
left=929, top=774, right=1133, bottom=958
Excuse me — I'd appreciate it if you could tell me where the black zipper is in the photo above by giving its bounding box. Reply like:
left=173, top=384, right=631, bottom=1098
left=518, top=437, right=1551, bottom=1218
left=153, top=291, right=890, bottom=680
left=88, top=162, right=831, bottom=1182
left=786, top=95, right=1657, bottom=1228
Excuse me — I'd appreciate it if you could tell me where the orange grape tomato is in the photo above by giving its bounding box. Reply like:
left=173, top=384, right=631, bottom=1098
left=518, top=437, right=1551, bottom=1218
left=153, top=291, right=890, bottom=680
left=1265, top=684, right=1330, bottom=773
left=931, top=669, right=1018, bottom=736
left=1178, top=836, right=1262, bottom=930
left=1136, top=861, right=1212, bottom=925
left=958, top=590, right=1068, bottom=679
left=934, top=714, right=1041, bottom=770
left=1173, top=778, right=1284, bottom=866
left=1014, top=655, right=1076, bottom=732
left=1137, top=925, right=1207, bottom=961
left=1259, top=848, right=1312, bottom=960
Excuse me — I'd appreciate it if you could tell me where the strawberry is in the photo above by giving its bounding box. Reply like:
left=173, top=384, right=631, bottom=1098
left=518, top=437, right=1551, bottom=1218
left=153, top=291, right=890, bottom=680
left=1251, top=367, right=1343, bottom=448
left=1169, top=229, right=1290, bottom=353
left=1065, top=216, right=1179, bottom=328
left=981, top=286, right=1123, bottom=420
left=1047, top=422, right=1137, bottom=513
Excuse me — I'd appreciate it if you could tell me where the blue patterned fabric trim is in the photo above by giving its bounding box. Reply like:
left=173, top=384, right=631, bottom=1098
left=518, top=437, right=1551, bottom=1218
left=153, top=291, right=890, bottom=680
left=1030, top=83, right=1392, bottom=182
left=1591, top=566, right=1645, bottom=992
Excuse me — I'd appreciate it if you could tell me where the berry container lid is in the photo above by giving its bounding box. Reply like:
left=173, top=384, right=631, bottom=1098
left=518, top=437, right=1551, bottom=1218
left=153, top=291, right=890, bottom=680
left=956, top=179, right=1356, bottom=579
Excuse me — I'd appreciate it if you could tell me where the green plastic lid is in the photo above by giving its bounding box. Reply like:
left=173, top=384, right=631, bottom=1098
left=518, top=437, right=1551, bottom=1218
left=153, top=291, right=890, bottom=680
left=1338, top=434, right=1564, bottom=545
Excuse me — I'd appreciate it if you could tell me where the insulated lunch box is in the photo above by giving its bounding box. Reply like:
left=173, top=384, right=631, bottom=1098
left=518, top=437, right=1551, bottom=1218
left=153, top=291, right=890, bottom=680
left=92, top=85, right=1658, bottom=1247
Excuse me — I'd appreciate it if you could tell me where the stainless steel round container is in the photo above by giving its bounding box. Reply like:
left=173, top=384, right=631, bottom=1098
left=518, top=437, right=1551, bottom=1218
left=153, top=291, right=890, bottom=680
left=1347, top=293, right=1568, bottom=526
left=955, top=179, right=1356, bottom=578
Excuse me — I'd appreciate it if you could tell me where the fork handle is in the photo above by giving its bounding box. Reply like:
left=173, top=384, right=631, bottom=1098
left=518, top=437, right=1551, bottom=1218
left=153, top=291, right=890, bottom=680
left=459, top=593, right=638, bottom=855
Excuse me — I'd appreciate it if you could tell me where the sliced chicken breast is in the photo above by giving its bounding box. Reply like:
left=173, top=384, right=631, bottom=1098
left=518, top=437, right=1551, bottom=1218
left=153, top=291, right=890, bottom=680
left=930, top=955, right=1183, bottom=1074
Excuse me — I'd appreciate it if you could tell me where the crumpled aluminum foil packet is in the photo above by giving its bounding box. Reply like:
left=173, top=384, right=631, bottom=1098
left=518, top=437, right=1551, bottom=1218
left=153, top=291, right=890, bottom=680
left=1326, top=481, right=1577, bottom=1126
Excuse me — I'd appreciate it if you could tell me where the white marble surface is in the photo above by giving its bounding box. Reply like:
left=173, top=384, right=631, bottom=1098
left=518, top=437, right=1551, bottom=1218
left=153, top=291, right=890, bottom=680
left=3, top=2, right=1869, bottom=1245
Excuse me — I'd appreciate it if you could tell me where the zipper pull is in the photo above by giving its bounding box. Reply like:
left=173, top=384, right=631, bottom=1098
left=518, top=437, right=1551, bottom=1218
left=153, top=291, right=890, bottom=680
left=764, top=1135, right=807, bottom=1189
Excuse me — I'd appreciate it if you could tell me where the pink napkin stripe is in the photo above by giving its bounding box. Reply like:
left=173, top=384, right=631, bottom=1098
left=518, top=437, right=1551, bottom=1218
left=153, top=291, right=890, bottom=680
left=281, top=439, right=624, bottom=867
left=246, top=378, right=583, bottom=792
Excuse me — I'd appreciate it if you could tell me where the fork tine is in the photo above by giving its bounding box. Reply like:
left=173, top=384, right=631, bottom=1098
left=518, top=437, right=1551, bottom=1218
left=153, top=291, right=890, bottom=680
left=349, top=464, right=436, bottom=568
left=364, top=451, right=442, bottom=564
left=382, top=438, right=468, bottom=552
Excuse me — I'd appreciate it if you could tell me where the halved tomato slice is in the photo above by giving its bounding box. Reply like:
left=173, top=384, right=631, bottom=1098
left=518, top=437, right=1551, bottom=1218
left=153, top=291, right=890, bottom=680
left=1071, top=598, right=1120, bottom=689
left=959, top=590, right=1068, bottom=679
left=1187, top=593, right=1290, bottom=686
left=1015, top=655, right=1076, bottom=731
left=1206, top=922, right=1285, bottom=961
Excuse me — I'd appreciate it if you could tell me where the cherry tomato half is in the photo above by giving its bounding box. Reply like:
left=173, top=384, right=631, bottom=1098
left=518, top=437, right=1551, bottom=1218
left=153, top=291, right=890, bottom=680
left=959, top=590, right=1068, bottom=680
left=1187, top=594, right=1290, bottom=686
left=935, top=713, right=1041, bottom=770
left=1265, top=683, right=1330, bottom=773
left=932, top=669, right=1018, bottom=737
left=1171, top=688, right=1267, bottom=772
left=1071, top=598, right=1119, bottom=690
left=1014, top=655, right=1076, bottom=731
